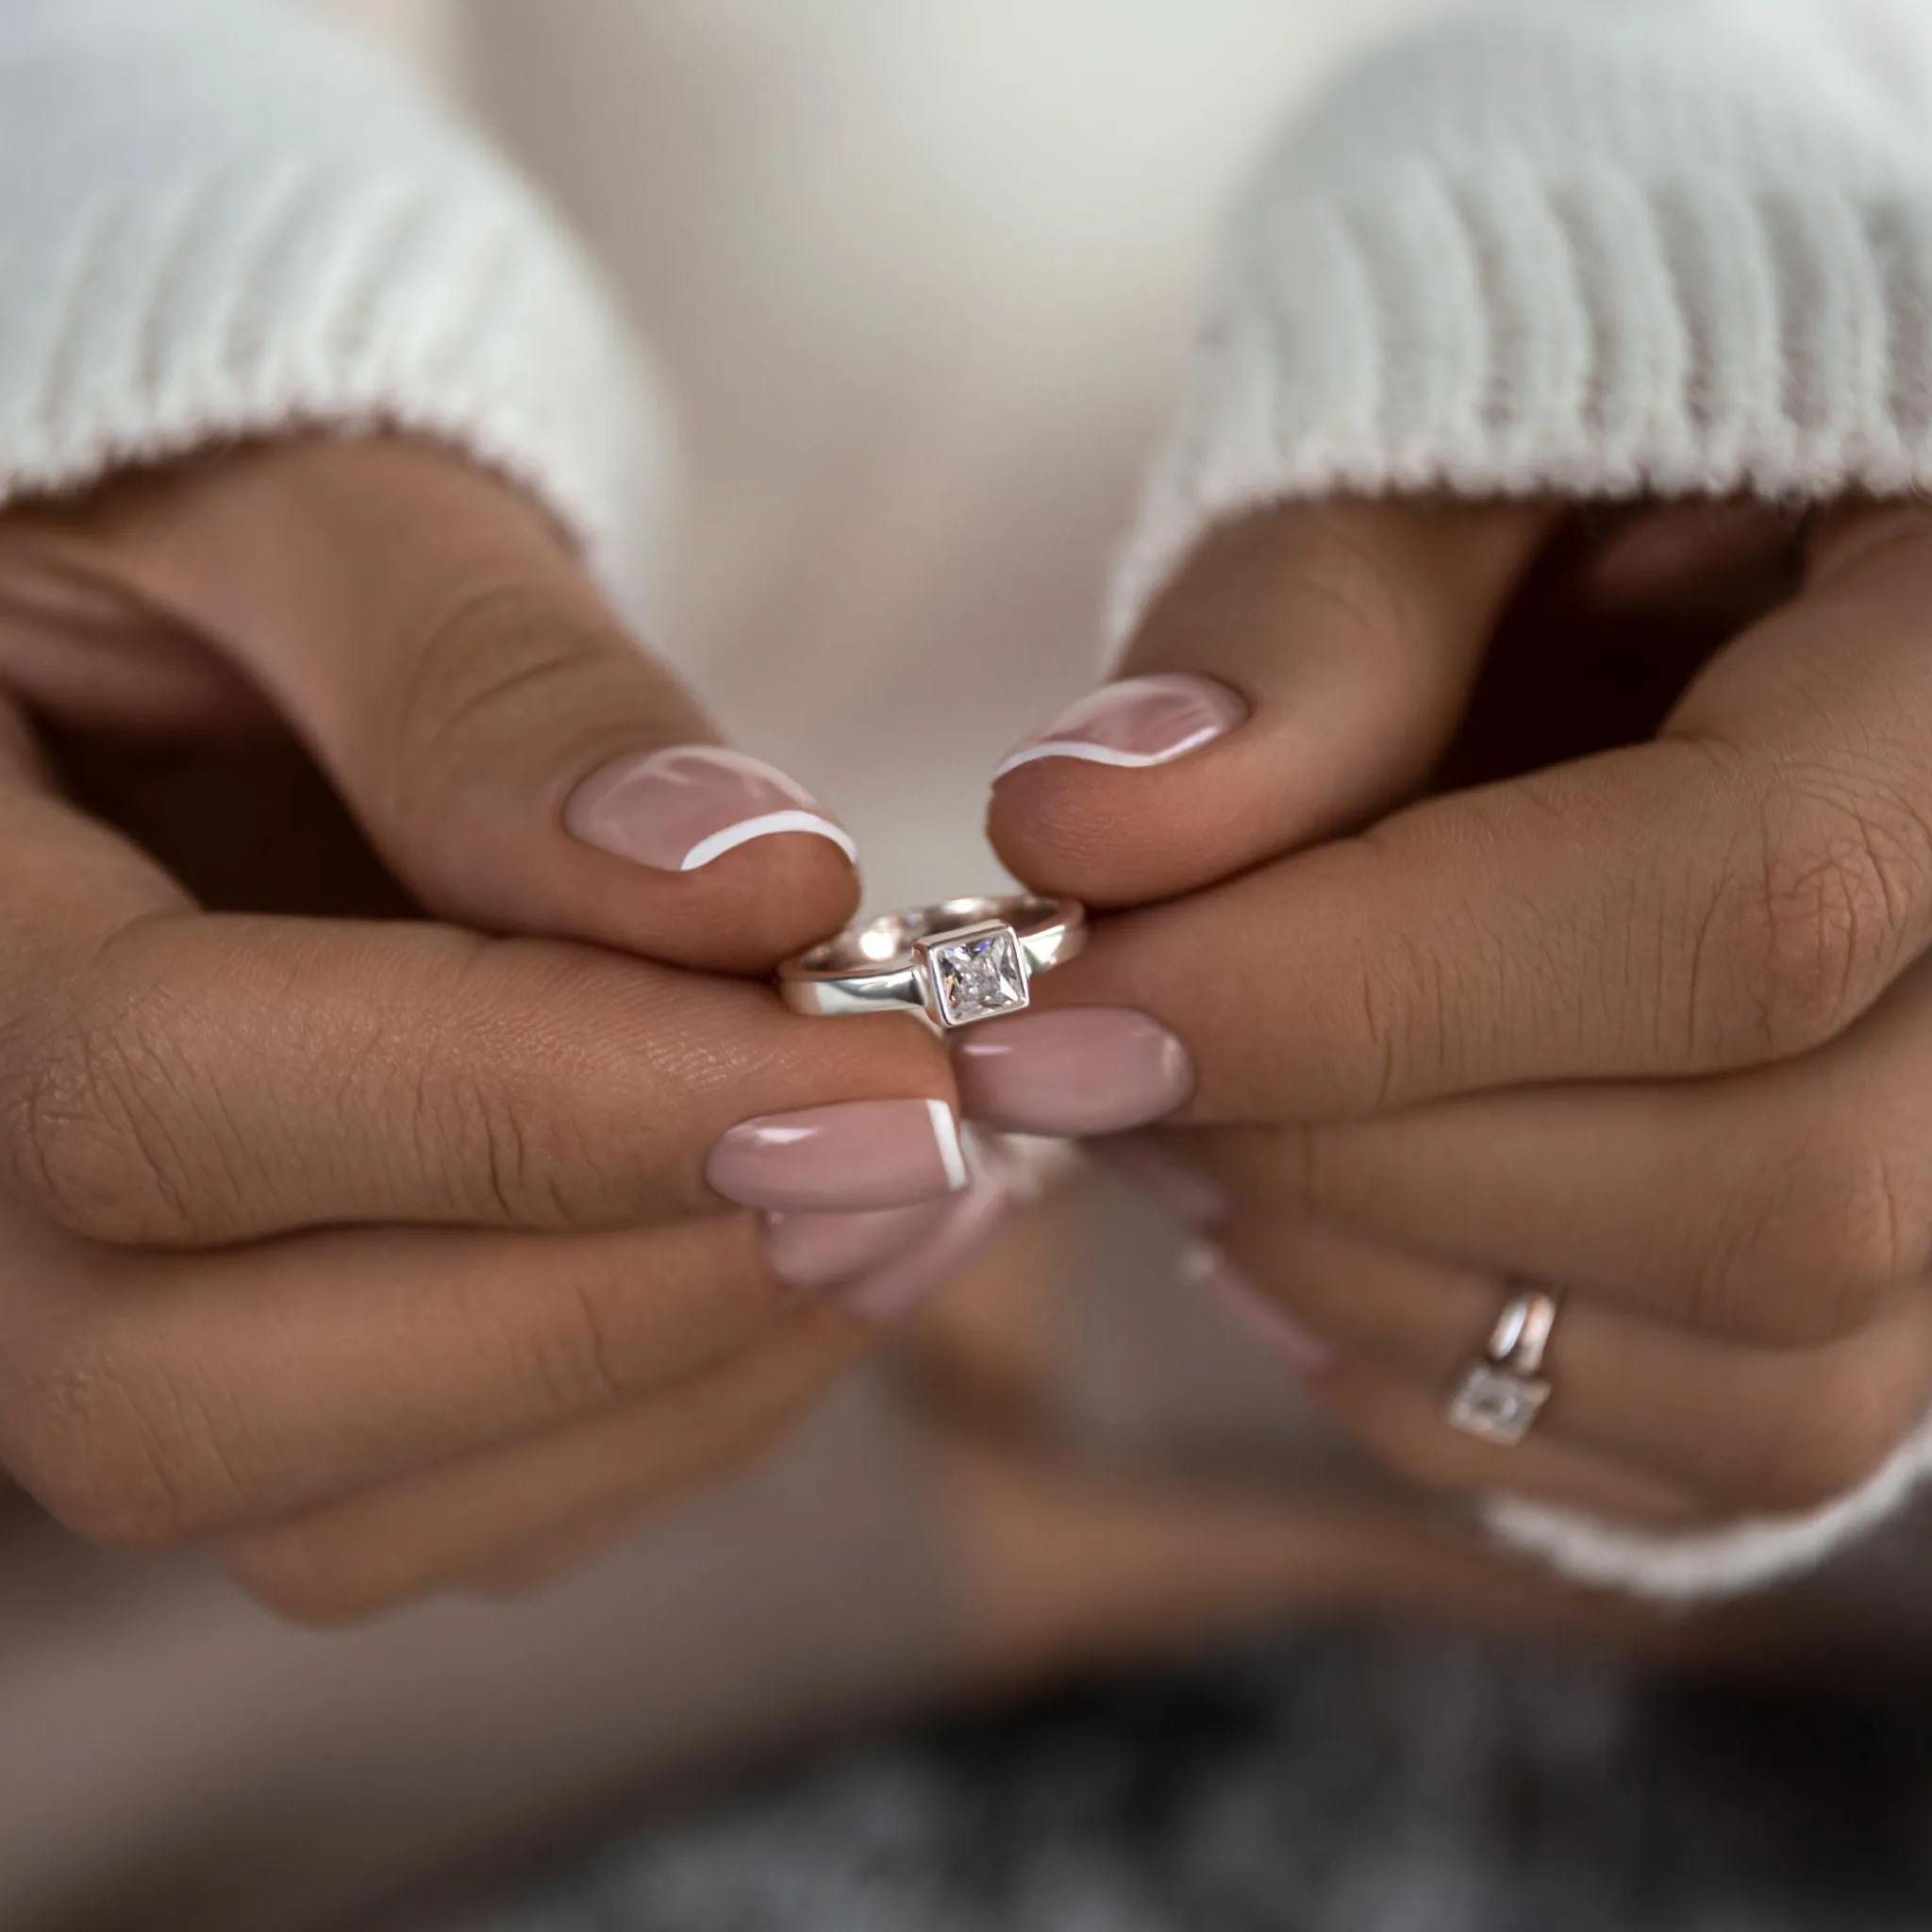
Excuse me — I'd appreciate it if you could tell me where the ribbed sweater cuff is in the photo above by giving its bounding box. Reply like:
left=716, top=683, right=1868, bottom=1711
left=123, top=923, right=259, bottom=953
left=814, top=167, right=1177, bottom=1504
left=1112, top=0, right=1932, bottom=641
left=0, top=0, right=669, bottom=623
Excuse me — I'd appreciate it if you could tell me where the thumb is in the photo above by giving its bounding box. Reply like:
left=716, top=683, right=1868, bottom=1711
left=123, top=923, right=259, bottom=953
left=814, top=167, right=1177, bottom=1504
left=986, top=499, right=1557, bottom=908
left=61, top=436, right=859, bottom=973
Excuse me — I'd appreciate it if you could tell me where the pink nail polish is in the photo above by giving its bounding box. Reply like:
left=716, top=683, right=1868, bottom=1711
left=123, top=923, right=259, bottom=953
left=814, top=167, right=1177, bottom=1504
left=1182, top=1241, right=1338, bottom=1378
left=1090, top=1133, right=1228, bottom=1227
left=763, top=1196, right=958, bottom=1293
left=834, top=1154, right=1019, bottom=1323
left=563, top=744, right=858, bottom=874
left=992, top=674, right=1247, bottom=780
left=954, top=1007, right=1193, bottom=1137
left=706, top=1098, right=969, bottom=1213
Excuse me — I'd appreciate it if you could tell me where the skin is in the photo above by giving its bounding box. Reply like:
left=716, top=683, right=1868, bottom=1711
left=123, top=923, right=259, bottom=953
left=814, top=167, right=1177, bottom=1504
left=0, top=434, right=959, bottom=1624
left=989, top=493, right=1932, bottom=1541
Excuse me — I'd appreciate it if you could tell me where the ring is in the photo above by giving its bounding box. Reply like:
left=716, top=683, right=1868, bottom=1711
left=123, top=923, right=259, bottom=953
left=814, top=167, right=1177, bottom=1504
left=777, top=894, right=1086, bottom=1031
left=1445, top=1282, right=1560, bottom=1446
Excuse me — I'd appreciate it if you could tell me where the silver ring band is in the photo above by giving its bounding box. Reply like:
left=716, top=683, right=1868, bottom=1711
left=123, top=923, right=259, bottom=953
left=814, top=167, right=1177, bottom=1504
left=776, top=894, right=1086, bottom=1031
left=1446, top=1281, right=1561, bottom=1446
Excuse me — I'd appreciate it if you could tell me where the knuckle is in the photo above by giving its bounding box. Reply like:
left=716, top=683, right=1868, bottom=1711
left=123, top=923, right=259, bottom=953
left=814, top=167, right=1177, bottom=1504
left=1150, top=503, right=1422, bottom=668
left=4, top=1316, right=213, bottom=1549
left=1346, top=905, right=1454, bottom=1113
left=382, top=580, right=623, bottom=810
left=222, top=1532, right=387, bottom=1629
left=0, top=968, right=208, bottom=1246
left=1264, top=509, right=1425, bottom=666
left=1725, top=1352, right=1921, bottom=1514
left=519, top=1275, right=637, bottom=1417
left=398, top=945, right=639, bottom=1231
left=1696, top=1110, right=1910, bottom=1345
left=1787, top=1127, right=1913, bottom=1339
left=1686, top=785, right=1917, bottom=1064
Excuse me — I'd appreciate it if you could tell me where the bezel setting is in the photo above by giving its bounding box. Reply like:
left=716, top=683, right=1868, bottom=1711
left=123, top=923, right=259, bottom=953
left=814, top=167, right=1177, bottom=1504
left=914, top=921, right=1030, bottom=1030
left=1446, top=1364, right=1551, bottom=1446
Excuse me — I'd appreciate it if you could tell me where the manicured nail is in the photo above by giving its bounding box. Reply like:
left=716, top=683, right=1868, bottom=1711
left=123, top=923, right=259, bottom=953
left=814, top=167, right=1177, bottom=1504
left=706, top=1098, right=969, bottom=1213
left=992, top=674, right=1248, bottom=780
left=954, top=1007, right=1193, bottom=1136
left=564, top=744, right=857, bottom=873
left=834, top=1151, right=1019, bottom=1323
left=1090, top=1133, right=1228, bottom=1227
left=764, top=1195, right=958, bottom=1293
left=1182, top=1241, right=1338, bottom=1378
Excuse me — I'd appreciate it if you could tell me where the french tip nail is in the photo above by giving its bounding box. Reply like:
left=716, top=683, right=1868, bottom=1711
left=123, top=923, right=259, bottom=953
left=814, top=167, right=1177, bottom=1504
left=564, top=743, right=856, bottom=875
left=1182, top=1241, right=1339, bottom=1378
left=953, top=1007, right=1194, bottom=1138
left=991, top=722, right=1234, bottom=781
left=706, top=1097, right=971, bottom=1214
left=764, top=1196, right=958, bottom=1295
left=677, top=811, right=858, bottom=872
left=991, top=674, right=1248, bottom=782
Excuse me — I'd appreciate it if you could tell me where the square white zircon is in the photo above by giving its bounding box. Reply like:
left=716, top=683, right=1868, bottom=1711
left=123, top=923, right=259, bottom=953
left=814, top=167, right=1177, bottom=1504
left=1447, top=1365, right=1550, bottom=1446
left=928, top=924, right=1028, bottom=1027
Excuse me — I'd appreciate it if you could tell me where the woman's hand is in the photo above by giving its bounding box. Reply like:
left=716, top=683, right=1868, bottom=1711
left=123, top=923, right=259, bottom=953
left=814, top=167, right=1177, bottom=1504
left=0, top=435, right=1005, bottom=1622
left=964, top=495, right=1932, bottom=1539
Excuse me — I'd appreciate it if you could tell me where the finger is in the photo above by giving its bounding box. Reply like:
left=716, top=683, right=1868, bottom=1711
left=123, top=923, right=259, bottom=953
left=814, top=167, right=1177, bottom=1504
left=0, top=1154, right=1022, bottom=1547
left=216, top=1317, right=866, bottom=1624
left=29, top=437, right=858, bottom=972
left=1169, top=946, right=1932, bottom=1346
left=1199, top=1217, right=1932, bottom=1518
left=1307, top=1368, right=1708, bottom=1527
left=0, top=716, right=961, bottom=1241
left=987, top=500, right=1556, bottom=906
left=0, top=918, right=967, bottom=1245
left=991, top=506, right=1932, bottom=1127
left=1191, top=1236, right=1697, bottom=1525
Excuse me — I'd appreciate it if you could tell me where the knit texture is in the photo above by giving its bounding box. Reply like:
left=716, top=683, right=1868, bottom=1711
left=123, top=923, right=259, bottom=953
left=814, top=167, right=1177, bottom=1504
left=0, top=0, right=669, bottom=624
left=1113, top=0, right=1932, bottom=1601
left=1113, top=0, right=1932, bottom=639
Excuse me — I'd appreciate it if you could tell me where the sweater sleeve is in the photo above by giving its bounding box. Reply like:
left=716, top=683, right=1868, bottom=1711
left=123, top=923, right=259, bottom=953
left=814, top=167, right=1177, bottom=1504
left=1114, top=0, right=1932, bottom=641
left=1115, top=0, right=1932, bottom=1603
left=0, top=0, right=671, bottom=625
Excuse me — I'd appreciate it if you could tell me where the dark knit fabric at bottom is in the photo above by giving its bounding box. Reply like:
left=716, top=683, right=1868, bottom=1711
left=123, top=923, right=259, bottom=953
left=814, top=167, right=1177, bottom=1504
left=458, top=1623, right=1932, bottom=1932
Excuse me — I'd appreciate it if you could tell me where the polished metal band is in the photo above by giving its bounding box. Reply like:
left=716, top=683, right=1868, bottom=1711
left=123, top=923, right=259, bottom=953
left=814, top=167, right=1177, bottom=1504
left=777, top=894, right=1086, bottom=1031
left=1446, top=1282, right=1561, bottom=1447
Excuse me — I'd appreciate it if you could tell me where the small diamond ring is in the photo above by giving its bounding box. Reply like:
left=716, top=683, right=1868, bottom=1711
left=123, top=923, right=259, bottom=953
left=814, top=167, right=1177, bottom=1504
left=1446, top=1282, right=1561, bottom=1447
left=776, top=895, right=1086, bottom=1031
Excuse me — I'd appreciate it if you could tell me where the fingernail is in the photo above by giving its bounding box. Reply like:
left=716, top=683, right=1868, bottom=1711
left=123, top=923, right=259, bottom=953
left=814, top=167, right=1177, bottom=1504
left=1091, top=1133, right=1228, bottom=1227
left=834, top=1151, right=1019, bottom=1323
left=954, top=1007, right=1193, bottom=1136
left=707, top=1098, right=970, bottom=1213
left=992, top=674, right=1247, bottom=780
left=564, top=744, right=858, bottom=874
left=1182, top=1241, right=1339, bottom=1378
left=764, top=1195, right=958, bottom=1293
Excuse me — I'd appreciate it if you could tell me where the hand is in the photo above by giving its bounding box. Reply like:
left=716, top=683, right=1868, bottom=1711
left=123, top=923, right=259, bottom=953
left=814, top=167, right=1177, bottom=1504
left=961, top=495, right=1932, bottom=1539
left=0, top=435, right=1007, bottom=1622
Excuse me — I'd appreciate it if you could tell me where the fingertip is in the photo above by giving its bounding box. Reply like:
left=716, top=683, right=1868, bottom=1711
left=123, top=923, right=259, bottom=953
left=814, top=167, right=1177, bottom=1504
left=985, top=734, right=1315, bottom=907
left=611, top=827, right=863, bottom=974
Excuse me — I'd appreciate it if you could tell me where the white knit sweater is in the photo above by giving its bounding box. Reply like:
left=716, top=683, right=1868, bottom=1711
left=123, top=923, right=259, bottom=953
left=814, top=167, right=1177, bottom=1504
left=6, top=0, right=1932, bottom=1603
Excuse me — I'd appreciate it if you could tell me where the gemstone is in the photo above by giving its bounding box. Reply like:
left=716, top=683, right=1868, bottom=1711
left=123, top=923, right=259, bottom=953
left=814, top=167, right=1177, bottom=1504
left=926, top=924, right=1029, bottom=1027
left=1446, top=1364, right=1550, bottom=1446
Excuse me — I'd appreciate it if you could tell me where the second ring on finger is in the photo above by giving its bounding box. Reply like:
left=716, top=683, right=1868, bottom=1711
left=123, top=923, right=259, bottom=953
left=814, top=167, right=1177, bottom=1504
left=1197, top=1214, right=1932, bottom=1520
